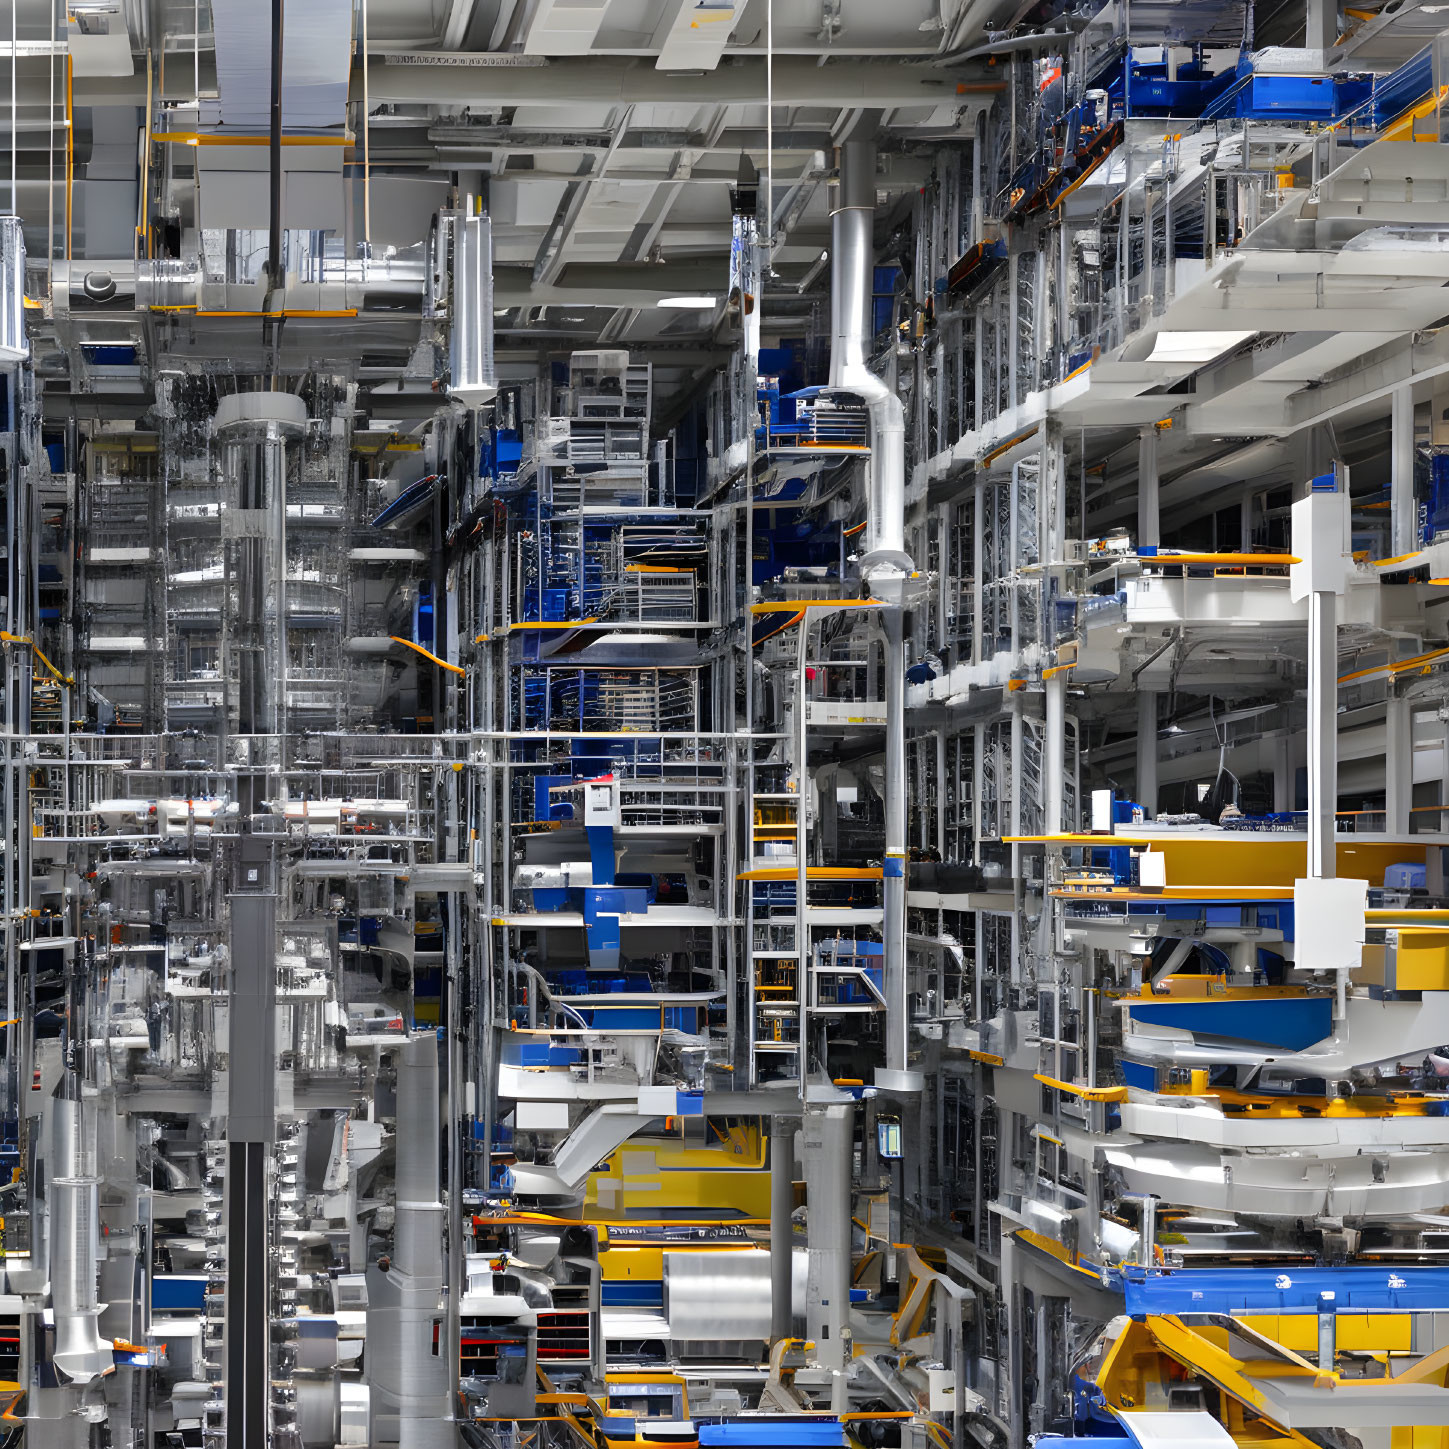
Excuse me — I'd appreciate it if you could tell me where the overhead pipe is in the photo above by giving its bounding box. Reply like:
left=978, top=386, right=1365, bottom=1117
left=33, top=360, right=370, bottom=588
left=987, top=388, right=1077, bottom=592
left=830, top=137, right=918, bottom=1092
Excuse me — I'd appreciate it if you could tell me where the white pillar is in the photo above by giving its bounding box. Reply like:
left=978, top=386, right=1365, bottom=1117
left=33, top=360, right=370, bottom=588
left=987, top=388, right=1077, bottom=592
left=1045, top=670, right=1066, bottom=833
left=1137, top=691, right=1159, bottom=817
left=1386, top=692, right=1413, bottom=836
left=971, top=479, right=985, bottom=663
left=770, top=1115, right=795, bottom=1341
left=1308, top=589, right=1337, bottom=879
left=1392, top=384, right=1417, bottom=557
left=1137, top=425, right=1160, bottom=549
left=1306, top=0, right=1338, bottom=52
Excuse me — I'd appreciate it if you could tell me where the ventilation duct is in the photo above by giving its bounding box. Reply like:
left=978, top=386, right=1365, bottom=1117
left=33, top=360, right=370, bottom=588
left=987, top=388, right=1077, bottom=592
left=449, top=212, right=498, bottom=407
left=524, top=0, right=613, bottom=55
left=211, top=0, right=353, bottom=129
left=48, top=1100, right=113, bottom=1385
left=199, top=0, right=353, bottom=233
left=0, top=219, right=26, bottom=363
left=829, top=138, right=918, bottom=1093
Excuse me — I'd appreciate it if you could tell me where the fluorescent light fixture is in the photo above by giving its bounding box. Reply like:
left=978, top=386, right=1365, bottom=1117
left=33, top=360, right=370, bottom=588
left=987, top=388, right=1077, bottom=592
left=1148, top=329, right=1256, bottom=364
left=656, top=296, right=718, bottom=309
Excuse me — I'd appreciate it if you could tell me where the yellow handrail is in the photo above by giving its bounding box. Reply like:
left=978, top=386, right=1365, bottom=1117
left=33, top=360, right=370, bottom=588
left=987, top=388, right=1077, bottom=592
left=388, top=636, right=466, bottom=677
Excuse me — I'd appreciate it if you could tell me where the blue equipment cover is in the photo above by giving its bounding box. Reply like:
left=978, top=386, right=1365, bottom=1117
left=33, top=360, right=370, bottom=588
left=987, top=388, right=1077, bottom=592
left=698, top=1422, right=846, bottom=1446
left=1120, top=1264, right=1449, bottom=1316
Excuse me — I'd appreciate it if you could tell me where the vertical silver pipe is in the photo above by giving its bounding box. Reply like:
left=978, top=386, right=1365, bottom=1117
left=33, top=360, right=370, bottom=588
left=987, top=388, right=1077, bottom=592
left=971, top=479, right=985, bottom=664
left=1045, top=670, right=1066, bottom=833
left=1386, top=692, right=1412, bottom=835
left=803, top=1105, right=852, bottom=1370
left=1137, top=425, right=1159, bottom=548
left=449, top=210, right=497, bottom=406
left=1136, top=1192, right=1157, bottom=1265
left=1318, top=1292, right=1337, bottom=1370
left=831, top=136, right=915, bottom=1091
left=935, top=729, right=947, bottom=856
left=1392, top=383, right=1416, bottom=556
left=770, top=1115, right=795, bottom=1341
left=1308, top=589, right=1337, bottom=880
left=394, top=1031, right=442, bottom=1278
left=49, top=1099, right=112, bottom=1385
left=883, top=610, right=907, bottom=1078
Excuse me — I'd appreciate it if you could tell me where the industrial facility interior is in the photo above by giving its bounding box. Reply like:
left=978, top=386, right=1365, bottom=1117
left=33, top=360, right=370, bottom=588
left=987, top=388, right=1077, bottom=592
left=17, top=0, right=1449, bottom=1446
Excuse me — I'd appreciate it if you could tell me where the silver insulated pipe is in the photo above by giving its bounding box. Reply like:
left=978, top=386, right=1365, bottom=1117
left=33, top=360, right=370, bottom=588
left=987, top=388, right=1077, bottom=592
left=48, top=1099, right=113, bottom=1385
left=449, top=209, right=498, bottom=407
left=830, top=139, right=918, bottom=1092
left=365, top=1032, right=453, bottom=1449
left=830, top=141, right=908, bottom=579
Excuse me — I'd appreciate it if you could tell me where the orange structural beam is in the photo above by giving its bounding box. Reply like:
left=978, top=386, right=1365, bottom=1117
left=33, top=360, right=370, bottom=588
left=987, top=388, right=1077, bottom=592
left=1339, top=645, right=1449, bottom=684
left=736, top=866, right=884, bottom=882
left=749, top=599, right=883, bottom=613
left=1139, top=551, right=1299, bottom=566
left=1033, top=1073, right=1128, bottom=1103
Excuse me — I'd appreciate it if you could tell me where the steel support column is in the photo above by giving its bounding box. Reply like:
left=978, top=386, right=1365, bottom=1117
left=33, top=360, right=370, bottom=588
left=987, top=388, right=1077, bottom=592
left=1308, top=589, right=1337, bottom=880
left=770, top=1115, right=796, bottom=1341
left=1137, top=425, right=1159, bottom=549
left=1136, top=691, right=1158, bottom=817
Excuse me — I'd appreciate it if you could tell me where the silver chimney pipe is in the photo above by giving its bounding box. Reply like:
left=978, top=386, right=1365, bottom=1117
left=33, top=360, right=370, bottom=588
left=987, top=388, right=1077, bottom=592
left=830, top=139, right=918, bottom=1093
left=48, top=1100, right=114, bottom=1385
left=365, top=1032, right=453, bottom=1449
left=449, top=209, right=498, bottom=407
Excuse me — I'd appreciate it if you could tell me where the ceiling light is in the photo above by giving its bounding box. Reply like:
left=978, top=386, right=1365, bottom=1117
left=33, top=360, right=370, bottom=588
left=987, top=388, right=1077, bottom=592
left=1148, top=329, right=1256, bottom=364
left=657, top=296, right=718, bottom=309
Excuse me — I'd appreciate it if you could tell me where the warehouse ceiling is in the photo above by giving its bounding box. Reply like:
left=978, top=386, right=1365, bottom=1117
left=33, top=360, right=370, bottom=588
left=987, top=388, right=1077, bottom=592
left=6, top=0, right=1018, bottom=419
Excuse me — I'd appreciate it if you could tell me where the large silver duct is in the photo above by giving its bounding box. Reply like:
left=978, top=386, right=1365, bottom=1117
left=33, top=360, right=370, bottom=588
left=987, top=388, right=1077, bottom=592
left=664, top=1250, right=773, bottom=1340
left=48, top=1099, right=114, bottom=1385
left=213, top=392, right=306, bottom=743
left=803, top=1105, right=853, bottom=1395
left=0, top=218, right=26, bottom=363
left=830, top=139, right=918, bottom=1092
left=365, top=1032, right=452, bottom=1449
left=770, top=1114, right=795, bottom=1340
left=448, top=210, right=498, bottom=407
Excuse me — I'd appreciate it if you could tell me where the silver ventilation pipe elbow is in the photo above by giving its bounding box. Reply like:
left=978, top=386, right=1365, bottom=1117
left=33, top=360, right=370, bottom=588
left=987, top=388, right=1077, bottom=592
left=830, top=139, right=919, bottom=1092
left=48, top=1100, right=113, bottom=1385
left=830, top=140, right=910, bottom=592
left=366, top=1032, right=452, bottom=1449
